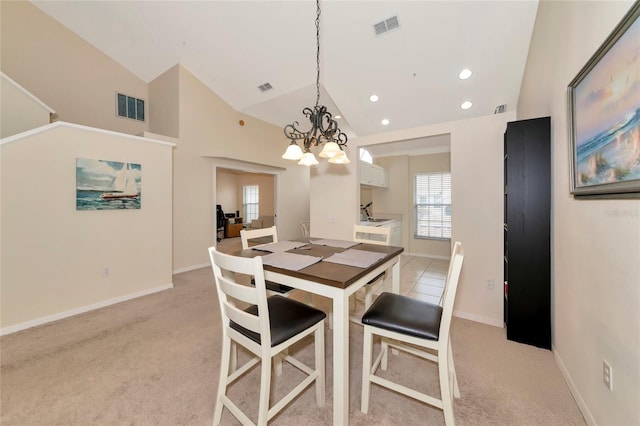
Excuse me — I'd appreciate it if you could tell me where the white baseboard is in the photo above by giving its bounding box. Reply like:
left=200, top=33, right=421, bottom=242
left=553, top=345, right=595, bottom=425
left=0, top=283, right=174, bottom=336
left=173, top=263, right=209, bottom=275
left=407, top=251, right=450, bottom=260
left=453, top=309, right=504, bottom=328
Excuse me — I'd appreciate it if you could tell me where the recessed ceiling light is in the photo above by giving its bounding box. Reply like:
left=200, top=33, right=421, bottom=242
left=461, top=101, right=473, bottom=110
left=370, top=95, right=379, bottom=102
left=334, top=115, right=342, bottom=119
left=381, top=119, right=390, bottom=126
left=458, top=69, right=472, bottom=80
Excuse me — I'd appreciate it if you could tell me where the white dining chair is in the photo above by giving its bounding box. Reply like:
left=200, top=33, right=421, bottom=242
left=361, top=242, right=464, bottom=425
left=299, top=221, right=311, bottom=237
left=240, top=226, right=296, bottom=297
left=350, top=225, right=392, bottom=323
left=208, top=246, right=326, bottom=425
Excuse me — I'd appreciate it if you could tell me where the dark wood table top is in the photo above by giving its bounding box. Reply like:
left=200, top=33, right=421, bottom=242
left=235, top=238, right=404, bottom=289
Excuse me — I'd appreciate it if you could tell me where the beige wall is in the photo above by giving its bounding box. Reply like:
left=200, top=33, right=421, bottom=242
left=0, top=73, right=53, bottom=138
left=173, top=66, right=310, bottom=271
left=0, top=2, right=148, bottom=136
left=0, top=124, right=173, bottom=331
left=216, top=169, right=239, bottom=213
left=149, top=65, right=180, bottom=139
left=518, top=1, right=639, bottom=424
left=312, top=112, right=512, bottom=326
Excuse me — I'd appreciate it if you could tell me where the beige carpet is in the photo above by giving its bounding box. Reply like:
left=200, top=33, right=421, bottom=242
left=1, top=265, right=585, bottom=425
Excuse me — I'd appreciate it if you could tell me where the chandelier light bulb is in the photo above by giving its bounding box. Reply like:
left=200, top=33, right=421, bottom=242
left=319, top=141, right=340, bottom=158
left=298, top=151, right=319, bottom=166
left=282, top=143, right=304, bottom=160
left=328, top=150, right=350, bottom=164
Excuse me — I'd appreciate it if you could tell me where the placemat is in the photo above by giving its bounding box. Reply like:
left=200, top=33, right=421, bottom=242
left=261, top=252, right=322, bottom=271
left=322, top=249, right=387, bottom=268
left=252, top=240, right=309, bottom=253
left=309, top=239, right=359, bottom=249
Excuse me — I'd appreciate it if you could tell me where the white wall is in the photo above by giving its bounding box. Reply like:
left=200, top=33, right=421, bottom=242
left=311, top=112, right=514, bottom=326
left=0, top=123, right=174, bottom=332
left=518, top=1, right=639, bottom=424
left=0, top=72, right=54, bottom=138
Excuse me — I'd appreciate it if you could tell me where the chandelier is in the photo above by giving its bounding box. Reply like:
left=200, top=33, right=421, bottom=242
left=282, top=0, right=349, bottom=166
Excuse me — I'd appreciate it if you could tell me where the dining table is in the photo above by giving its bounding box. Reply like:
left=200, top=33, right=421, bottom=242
left=236, top=237, right=404, bottom=425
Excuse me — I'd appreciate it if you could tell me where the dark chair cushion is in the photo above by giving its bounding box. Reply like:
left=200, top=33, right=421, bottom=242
left=230, top=295, right=326, bottom=347
left=362, top=292, right=442, bottom=340
left=251, top=278, right=294, bottom=294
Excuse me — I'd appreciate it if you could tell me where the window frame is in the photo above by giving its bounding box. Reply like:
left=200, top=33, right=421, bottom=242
left=414, top=172, right=452, bottom=240
left=242, top=185, right=259, bottom=222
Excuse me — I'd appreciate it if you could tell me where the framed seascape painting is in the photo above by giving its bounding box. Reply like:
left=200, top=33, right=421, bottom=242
left=568, top=2, right=640, bottom=198
left=76, top=158, right=142, bottom=210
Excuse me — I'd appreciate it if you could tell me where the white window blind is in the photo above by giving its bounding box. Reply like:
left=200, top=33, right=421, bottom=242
left=243, top=185, right=259, bottom=222
left=414, top=172, right=451, bottom=239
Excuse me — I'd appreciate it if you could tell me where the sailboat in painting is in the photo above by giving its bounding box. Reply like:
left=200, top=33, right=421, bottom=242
left=101, top=163, right=139, bottom=199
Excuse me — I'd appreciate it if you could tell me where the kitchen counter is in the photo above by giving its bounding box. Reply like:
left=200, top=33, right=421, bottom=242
left=359, top=219, right=397, bottom=227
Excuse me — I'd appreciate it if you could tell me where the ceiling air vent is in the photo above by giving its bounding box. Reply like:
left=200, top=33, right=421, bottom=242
left=374, top=16, right=400, bottom=36
left=494, top=104, right=506, bottom=114
left=258, top=82, right=273, bottom=92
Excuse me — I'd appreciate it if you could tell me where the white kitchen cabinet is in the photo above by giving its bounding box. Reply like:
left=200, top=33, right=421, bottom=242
left=388, top=220, right=401, bottom=246
left=360, top=161, right=388, bottom=188
left=358, top=219, right=402, bottom=247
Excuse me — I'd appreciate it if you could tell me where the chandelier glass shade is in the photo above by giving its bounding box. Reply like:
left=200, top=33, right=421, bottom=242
left=282, top=0, right=349, bottom=166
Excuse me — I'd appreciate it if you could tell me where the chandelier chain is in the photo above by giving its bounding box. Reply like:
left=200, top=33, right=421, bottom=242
left=315, top=0, right=321, bottom=108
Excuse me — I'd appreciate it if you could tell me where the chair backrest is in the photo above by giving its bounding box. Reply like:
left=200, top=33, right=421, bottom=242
left=208, top=246, right=271, bottom=347
left=438, top=242, right=464, bottom=344
left=240, top=226, right=278, bottom=249
left=353, top=224, right=391, bottom=246
left=300, top=221, right=311, bottom=237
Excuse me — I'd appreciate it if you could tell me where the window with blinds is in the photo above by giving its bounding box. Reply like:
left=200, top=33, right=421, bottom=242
left=243, top=185, right=259, bottom=222
left=414, top=172, right=452, bottom=239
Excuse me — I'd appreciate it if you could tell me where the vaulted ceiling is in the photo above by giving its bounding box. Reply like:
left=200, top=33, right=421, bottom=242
left=33, top=0, right=539, bottom=154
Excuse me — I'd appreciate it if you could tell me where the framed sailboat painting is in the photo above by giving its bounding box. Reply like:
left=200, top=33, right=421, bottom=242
left=76, top=158, right=141, bottom=210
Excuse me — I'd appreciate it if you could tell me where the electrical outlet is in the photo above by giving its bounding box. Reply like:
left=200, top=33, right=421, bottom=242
left=327, top=215, right=336, bottom=224
left=103, top=267, right=110, bottom=278
left=486, top=278, right=495, bottom=289
left=603, top=360, right=613, bottom=391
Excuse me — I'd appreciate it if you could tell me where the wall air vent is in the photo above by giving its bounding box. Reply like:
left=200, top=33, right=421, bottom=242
left=258, top=82, right=273, bottom=92
left=374, top=16, right=400, bottom=36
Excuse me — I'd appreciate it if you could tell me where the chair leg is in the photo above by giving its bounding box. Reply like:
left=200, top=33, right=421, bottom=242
left=314, top=324, right=325, bottom=407
left=439, top=349, right=455, bottom=426
left=274, top=352, right=284, bottom=376
left=257, top=356, right=272, bottom=426
left=381, top=340, right=389, bottom=371
left=448, top=340, right=460, bottom=398
left=361, top=326, right=373, bottom=414
left=230, top=342, right=237, bottom=373
left=213, top=335, right=231, bottom=425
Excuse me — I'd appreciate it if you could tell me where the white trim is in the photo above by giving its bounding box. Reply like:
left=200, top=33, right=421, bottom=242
left=0, top=283, right=174, bottom=336
left=553, top=346, right=596, bottom=426
left=407, top=251, right=450, bottom=260
left=0, top=121, right=176, bottom=147
left=207, top=156, right=285, bottom=173
left=173, top=263, right=209, bottom=275
left=1, top=71, right=56, bottom=114
left=453, top=309, right=504, bottom=328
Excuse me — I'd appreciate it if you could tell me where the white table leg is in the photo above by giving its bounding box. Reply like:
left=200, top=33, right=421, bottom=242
left=333, top=292, right=349, bottom=425
left=391, top=259, right=401, bottom=357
